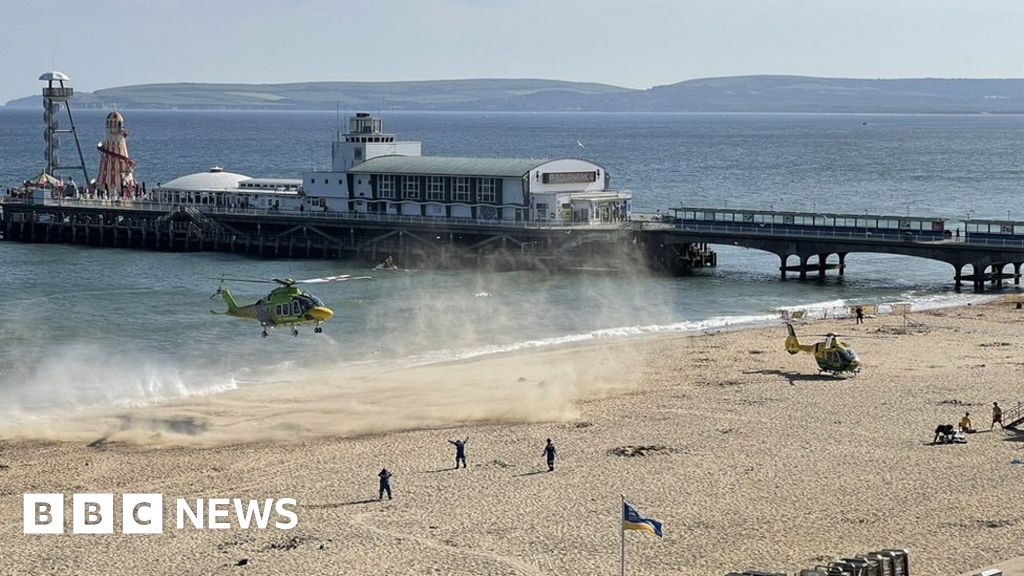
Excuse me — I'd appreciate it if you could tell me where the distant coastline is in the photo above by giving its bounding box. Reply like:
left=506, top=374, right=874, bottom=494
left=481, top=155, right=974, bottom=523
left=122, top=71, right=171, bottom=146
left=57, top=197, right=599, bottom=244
left=9, top=75, right=1024, bottom=114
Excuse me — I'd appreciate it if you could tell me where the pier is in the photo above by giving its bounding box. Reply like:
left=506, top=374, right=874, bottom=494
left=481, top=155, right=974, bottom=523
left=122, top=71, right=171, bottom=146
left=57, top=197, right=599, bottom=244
left=5, top=198, right=1024, bottom=291
left=0, top=199, right=715, bottom=275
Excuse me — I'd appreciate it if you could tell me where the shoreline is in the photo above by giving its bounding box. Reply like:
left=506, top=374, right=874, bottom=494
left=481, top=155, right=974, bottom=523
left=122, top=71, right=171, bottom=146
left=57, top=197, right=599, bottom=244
left=0, top=294, right=1004, bottom=444
left=3, top=300, right=1024, bottom=575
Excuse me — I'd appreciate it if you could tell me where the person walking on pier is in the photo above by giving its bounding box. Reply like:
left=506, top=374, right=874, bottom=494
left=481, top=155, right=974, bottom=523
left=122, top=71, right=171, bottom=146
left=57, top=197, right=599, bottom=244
left=992, top=402, right=1004, bottom=430
left=449, top=437, right=469, bottom=469
left=378, top=468, right=393, bottom=500
left=543, top=438, right=557, bottom=472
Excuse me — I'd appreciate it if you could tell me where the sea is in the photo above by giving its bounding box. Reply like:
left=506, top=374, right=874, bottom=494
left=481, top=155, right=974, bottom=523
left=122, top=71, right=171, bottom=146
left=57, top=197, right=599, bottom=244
left=1, top=108, right=1021, bottom=416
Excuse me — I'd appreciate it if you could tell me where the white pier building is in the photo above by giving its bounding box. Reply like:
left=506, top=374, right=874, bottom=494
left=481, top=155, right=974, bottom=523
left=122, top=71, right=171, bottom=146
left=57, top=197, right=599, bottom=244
left=155, top=112, right=632, bottom=224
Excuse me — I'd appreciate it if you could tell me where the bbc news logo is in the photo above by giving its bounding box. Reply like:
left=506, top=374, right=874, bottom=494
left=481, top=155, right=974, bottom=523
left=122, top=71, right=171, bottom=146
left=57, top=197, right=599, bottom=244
left=24, top=494, right=298, bottom=534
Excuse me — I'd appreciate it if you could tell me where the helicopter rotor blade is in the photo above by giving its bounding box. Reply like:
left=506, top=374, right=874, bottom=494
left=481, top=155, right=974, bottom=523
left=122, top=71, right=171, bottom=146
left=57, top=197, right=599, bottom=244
left=296, top=274, right=372, bottom=284
left=206, top=276, right=277, bottom=284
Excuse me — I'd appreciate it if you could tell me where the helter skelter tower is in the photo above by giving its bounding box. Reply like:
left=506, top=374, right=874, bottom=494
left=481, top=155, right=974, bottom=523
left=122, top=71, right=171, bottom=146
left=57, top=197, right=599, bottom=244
left=96, top=111, right=136, bottom=196
left=40, top=71, right=89, bottom=184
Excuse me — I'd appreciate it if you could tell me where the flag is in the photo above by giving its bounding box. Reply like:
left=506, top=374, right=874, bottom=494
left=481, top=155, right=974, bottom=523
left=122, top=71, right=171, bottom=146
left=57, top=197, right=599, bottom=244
left=622, top=501, right=663, bottom=538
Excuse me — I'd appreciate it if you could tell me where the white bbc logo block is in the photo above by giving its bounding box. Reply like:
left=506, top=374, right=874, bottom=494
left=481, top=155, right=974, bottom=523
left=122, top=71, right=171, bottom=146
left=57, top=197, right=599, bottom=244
left=122, top=494, right=163, bottom=534
left=23, top=494, right=64, bottom=534
left=73, top=493, right=114, bottom=534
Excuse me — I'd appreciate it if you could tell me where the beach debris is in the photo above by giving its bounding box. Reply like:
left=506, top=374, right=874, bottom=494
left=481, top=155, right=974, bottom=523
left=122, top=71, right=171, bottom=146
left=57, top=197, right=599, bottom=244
left=979, top=341, right=1012, bottom=347
left=574, top=420, right=593, bottom=428
left=482, top=459, right=512, bottom=468
left=607, top=445, right=676, bottom=457
left=266, top=536, right=302, bottom=551
left=937, top=399, right=972, bottom=407
left=235, top=558, right=249, bottom=566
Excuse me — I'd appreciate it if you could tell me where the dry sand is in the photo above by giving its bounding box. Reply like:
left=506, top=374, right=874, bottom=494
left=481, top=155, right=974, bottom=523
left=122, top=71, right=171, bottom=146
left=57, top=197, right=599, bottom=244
left=2, top=303, right=1024, bottom=575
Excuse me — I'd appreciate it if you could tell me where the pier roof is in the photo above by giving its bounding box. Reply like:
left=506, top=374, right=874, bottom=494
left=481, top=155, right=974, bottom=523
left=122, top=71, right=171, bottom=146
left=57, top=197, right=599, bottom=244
left=161, top=169, right=251, bottom=191
left=348, top=155, right=549, bottom=178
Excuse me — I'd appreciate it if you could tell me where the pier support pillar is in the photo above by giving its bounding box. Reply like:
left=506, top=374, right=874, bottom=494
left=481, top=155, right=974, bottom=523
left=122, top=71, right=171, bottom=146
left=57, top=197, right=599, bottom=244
left=817, top=253, right=828, bottom=279
left=954, top=265, right=963, bottom=291
left=838, top=252, right=846, bottom=277
left=779, top=255, right=787, bottom=280
left=799, top=255, right=809, bottom=280
left=1015, top=262, right=1022, bottom=285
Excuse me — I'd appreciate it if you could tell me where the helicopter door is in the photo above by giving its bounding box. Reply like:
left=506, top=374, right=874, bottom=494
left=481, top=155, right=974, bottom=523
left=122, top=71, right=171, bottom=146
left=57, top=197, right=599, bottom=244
left=291, top=300, right=301, bottom=316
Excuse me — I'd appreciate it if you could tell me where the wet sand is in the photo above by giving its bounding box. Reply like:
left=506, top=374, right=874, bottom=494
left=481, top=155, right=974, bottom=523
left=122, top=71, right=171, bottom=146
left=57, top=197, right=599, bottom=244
left=2, top=302, right=1024, bottom=575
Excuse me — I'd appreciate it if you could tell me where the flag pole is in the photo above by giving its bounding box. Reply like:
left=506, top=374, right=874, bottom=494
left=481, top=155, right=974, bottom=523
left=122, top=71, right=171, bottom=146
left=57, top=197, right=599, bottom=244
left=620, top=494, right=626, bottom=576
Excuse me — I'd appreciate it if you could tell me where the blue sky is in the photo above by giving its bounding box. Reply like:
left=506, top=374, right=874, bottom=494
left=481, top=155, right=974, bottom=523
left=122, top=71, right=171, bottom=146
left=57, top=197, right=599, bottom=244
left=2, top=0, right=1024, bottom=103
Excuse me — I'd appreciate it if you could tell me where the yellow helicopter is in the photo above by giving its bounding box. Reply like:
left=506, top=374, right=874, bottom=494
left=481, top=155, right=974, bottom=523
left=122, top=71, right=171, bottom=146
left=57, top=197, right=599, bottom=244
left=784, top=323, right=861, bottom=376
left=210, top=274, right=369, bottom=337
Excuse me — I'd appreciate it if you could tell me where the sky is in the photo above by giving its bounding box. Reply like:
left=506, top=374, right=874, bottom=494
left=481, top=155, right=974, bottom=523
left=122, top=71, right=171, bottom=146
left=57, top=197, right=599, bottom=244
left=3, top=0, right=1024, bottom=104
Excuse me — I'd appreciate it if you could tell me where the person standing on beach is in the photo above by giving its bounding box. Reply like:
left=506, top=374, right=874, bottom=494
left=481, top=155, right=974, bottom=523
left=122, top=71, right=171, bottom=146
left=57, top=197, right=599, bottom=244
left=449, top=437, right=468, bottom=469
left=992, top=402, right=1004, bottom=430
left=855, top=306, right=864, bottom=324
left=378, top=468, right=393, bottom=500
left=544, top=438, right=557, bottom=472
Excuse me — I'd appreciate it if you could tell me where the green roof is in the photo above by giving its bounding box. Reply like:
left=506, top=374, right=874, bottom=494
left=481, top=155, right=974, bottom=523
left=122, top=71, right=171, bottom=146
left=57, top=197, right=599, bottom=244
left=348, top=155, right=549, bottom=178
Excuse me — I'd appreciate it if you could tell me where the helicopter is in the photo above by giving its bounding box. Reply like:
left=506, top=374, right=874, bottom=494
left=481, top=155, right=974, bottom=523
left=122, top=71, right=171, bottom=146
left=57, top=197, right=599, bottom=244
left=784, top=323, right=861, bottom=376
left=210, top=274, right=369, bottom=337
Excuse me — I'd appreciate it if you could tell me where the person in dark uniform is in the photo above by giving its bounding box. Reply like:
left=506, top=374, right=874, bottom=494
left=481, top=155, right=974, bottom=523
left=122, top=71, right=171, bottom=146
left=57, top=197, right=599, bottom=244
left=378, top=468, right=393, bottom=500
left=855, top=306, right=864, bottom=324
left=544, top=438, right=557, bottom=472
left=992, top=402, right=1004, bottom=430
left=449, top=437, right=468, bottom=469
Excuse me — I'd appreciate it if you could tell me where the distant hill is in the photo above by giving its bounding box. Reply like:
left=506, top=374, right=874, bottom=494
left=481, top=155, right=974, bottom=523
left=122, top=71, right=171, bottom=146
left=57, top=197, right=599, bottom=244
left=9, top=75, right=1024, bottom=113
left=4, top=78, right=633, bottom=111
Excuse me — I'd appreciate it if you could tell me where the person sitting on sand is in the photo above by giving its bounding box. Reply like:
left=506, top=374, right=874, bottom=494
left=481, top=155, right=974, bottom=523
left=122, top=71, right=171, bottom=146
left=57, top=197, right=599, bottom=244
left=378, top=468, right=393, bottom=500
left=959, top=412, right=974, bottom=433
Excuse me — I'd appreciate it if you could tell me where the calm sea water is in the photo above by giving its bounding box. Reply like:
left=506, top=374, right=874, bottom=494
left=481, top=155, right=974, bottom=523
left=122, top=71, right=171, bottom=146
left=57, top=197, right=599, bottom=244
left=1, top=109, right=1019, bottom=414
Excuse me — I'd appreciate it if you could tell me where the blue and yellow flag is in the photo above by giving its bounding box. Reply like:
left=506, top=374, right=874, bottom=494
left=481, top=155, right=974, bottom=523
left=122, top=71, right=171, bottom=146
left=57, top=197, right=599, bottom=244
left=622, top=501, right=663, bottom=537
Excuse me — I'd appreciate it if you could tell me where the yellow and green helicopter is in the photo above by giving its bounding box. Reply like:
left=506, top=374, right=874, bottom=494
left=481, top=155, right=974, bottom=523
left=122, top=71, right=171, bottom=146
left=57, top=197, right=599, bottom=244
left=210, top=275, right=369, bottom=337
left=784, top=323, right=861, bottom=376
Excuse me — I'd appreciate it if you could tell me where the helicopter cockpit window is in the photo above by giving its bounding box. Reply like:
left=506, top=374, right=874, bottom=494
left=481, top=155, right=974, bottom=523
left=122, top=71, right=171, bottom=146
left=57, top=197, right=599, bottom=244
left=839, top=349, right=856, bottom=363
left=294, top=295, right=324, bottom=310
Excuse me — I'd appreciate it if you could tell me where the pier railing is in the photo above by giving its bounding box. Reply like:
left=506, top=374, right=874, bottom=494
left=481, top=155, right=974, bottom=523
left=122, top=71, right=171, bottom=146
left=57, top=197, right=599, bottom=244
left=3, top=197, right=627, bottom=232
left=635, top=218, right=1024, bottom=248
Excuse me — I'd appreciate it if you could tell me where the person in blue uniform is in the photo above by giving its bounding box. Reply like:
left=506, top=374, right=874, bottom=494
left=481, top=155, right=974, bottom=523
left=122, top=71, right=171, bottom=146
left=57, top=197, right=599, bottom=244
left=378, top=468, right=393, bottom=500
left=544, top=438, right=557, bottom=472
left=449, top=437, right=468, bottom=469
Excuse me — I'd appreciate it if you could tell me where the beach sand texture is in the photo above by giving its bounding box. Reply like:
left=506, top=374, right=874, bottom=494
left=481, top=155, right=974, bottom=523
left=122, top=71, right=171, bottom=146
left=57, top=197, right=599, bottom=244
left=2, top=303, right=1024, bottom=575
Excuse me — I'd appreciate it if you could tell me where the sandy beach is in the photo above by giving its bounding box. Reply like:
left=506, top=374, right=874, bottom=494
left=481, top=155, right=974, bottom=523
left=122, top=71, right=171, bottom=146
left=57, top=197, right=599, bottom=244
left=2, top=302, right=1024, bottom=575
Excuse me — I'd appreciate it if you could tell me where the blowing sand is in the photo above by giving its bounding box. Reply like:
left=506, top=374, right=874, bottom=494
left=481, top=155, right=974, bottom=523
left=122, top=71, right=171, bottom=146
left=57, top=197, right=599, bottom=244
left=2, top=303, right=1024, bottom=575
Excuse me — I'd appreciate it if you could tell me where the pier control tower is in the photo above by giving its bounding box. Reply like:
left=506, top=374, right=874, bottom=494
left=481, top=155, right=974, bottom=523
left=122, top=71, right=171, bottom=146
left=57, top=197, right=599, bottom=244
left=330, top=112, right=421, bottom=172
left=40, top=71, right=89, bottom=185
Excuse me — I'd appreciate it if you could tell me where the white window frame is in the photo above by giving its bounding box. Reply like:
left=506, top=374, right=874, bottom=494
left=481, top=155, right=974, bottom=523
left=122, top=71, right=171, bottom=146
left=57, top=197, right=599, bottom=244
left=402, top=176, right=419, bottom=199
left=428, top=176, right=445, bottom=201
left=453, top=177, right=470, bottom=202
left=479, top=178, right=496, bottom=203
left=378, top=175, right=395, bottom=199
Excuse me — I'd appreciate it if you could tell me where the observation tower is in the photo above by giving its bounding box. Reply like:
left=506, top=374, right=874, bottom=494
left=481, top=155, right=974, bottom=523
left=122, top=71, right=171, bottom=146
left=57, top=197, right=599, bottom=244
left=40, top=71, right=88, bottom=185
